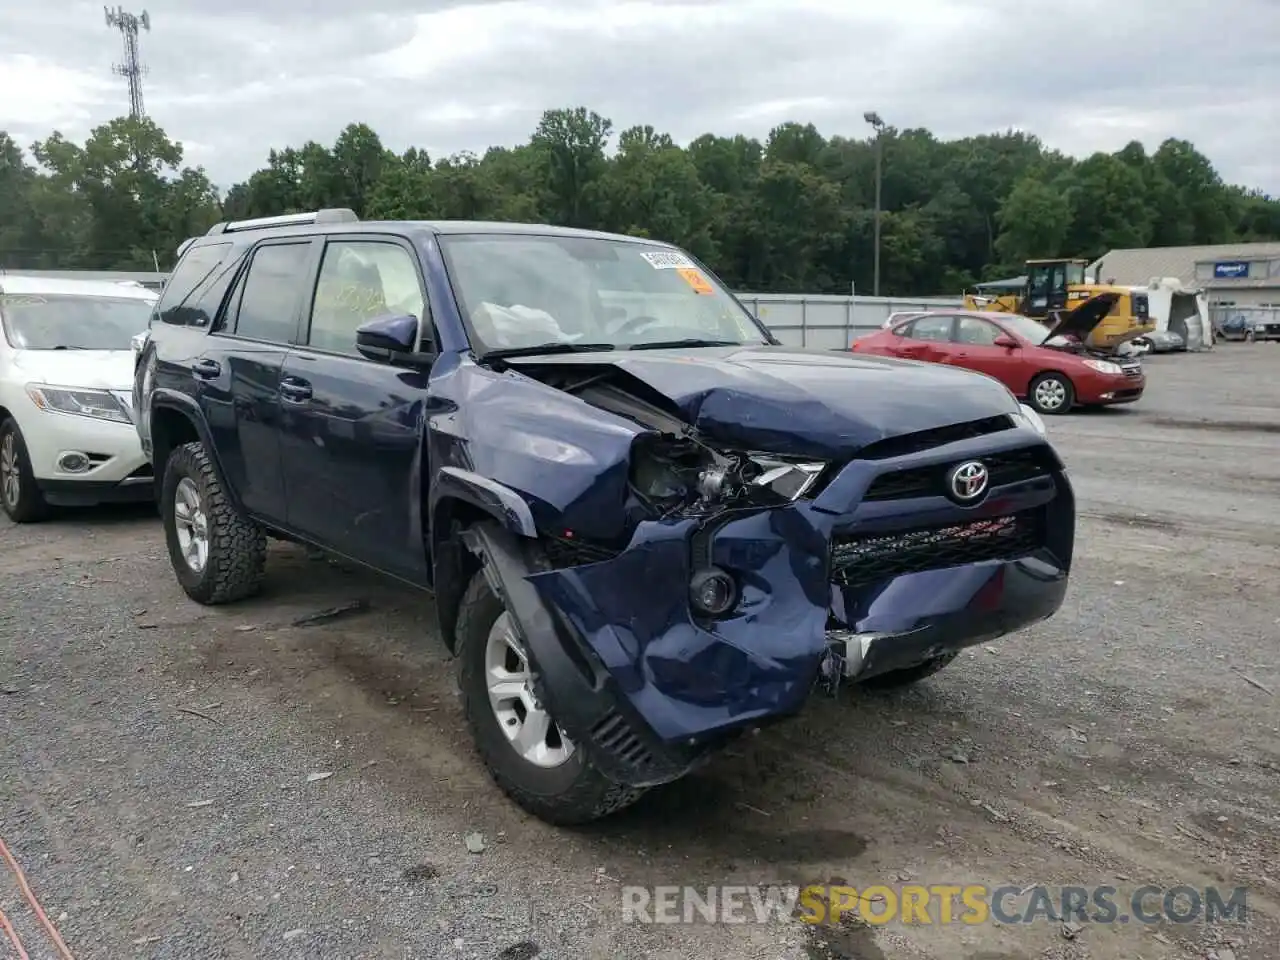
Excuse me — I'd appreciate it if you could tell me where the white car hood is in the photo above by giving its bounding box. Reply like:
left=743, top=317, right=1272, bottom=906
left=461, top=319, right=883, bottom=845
left=10, top=349, right=135, bottom=392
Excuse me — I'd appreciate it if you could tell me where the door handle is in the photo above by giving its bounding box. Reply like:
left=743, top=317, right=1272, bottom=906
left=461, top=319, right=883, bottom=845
left=191, top=359, right=221, bottom=379
left=279, top=378, right=313, bottom=402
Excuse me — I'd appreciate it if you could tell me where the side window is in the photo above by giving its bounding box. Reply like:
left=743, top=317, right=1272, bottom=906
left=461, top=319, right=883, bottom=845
left=955, top=317, right=1002, bottom=345
left=158, top=242, right=231, bottom=326
left=229, top=242, right=312, bottom=343
left=307, top=241, right=426, bottom=355
left=904, top=315, right=953, bottom=342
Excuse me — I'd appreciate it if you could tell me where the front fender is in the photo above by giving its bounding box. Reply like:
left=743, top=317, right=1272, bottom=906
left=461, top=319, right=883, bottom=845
left=147, top=389, right=241, bottom=508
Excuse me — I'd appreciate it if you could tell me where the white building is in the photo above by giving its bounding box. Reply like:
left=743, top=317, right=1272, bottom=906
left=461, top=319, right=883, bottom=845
left=1089, top=242, right=1280, bottom=322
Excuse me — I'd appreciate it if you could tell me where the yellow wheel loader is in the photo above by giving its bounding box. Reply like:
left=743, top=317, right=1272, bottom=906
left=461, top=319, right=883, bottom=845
left=963, top=259, right=1155, bottom=348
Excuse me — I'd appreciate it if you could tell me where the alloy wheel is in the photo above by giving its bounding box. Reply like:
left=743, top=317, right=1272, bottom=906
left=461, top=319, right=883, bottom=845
left=484, top=611, right=574, bottom=768
left=1034, top=378, right=1067, bottom=412
left=0, top=433, right=20, bottom=509
left=173, top=477, right=210, bottom=573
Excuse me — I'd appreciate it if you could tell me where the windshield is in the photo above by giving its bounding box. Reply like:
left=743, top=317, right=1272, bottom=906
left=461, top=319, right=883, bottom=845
left=995, top=314, right=1052, bottom=344
left=438, top=234, right=770, bottom=354
left=0, top=293, right=156, bottom=350
left=1065, top=262, right=1086, bottom=286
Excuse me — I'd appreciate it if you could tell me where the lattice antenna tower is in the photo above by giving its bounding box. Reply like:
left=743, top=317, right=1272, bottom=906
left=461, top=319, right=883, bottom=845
left=104, top=6, right=151, bottom=118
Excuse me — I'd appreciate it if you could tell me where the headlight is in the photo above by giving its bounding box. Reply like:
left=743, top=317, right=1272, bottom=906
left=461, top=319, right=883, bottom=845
left=26, top=384, right=132, bottom=424
left=1083, top=359, right=1122, bottom=375
left=748, top=456, right=826, bottom=501
left=1015, top=403, right=1047, bottom=436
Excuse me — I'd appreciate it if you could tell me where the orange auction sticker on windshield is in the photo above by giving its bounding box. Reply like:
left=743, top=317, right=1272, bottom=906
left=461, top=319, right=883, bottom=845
left=677, top=268, right=714, bottom=295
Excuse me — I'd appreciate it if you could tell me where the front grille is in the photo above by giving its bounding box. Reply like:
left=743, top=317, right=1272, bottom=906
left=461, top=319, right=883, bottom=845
left=1122, top=365, right=1143, bottom=379
left=863, top=446, right=1050, bottom=502
left=831, top=510, right=1044, bottom=589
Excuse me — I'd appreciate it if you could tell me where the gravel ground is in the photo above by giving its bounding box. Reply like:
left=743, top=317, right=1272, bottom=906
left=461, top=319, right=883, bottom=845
left=2, top=344, right=1279, bottom=960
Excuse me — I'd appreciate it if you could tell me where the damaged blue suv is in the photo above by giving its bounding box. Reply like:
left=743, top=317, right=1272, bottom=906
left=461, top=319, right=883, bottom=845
left=134, top=210, right=1074, bottom=824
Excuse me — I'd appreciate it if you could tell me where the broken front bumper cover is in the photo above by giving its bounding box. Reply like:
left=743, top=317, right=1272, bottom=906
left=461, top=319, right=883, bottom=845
left=469, top=432, right=1074, bottom=790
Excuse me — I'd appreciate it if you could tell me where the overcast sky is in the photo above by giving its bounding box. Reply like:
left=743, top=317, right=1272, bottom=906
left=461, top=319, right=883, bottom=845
left=2, top=0, right=1277, bottom=195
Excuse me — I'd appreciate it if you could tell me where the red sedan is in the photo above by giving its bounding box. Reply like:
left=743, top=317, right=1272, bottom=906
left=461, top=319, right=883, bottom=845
left=851, top=307, right=1145, bottom=415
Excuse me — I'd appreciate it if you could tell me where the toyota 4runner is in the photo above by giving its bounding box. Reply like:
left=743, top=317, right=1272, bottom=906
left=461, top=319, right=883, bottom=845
left=134, top=209, right=1075, bottom=825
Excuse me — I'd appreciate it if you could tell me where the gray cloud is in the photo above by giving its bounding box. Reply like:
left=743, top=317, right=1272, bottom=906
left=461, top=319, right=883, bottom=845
left=1, top=0, right=1276, bottom=194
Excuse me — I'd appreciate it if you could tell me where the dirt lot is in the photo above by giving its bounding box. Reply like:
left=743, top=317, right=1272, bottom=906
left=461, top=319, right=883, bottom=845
left=2, top=345, right=1279, bottom=960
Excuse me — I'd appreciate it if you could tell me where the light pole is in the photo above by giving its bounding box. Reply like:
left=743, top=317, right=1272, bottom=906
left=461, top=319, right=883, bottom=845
left=863, top=111, right=885, bottom=297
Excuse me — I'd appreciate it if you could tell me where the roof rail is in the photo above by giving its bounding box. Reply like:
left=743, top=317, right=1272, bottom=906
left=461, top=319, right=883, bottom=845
left=205, top=208, right=359, bottom=236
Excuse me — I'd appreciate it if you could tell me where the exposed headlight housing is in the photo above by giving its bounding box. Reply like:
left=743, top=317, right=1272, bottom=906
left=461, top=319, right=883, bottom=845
left=26, top=384, right=133, bottom=424
left=747, top=456, right=826, bottom=501
left=1015, top=403, right=1047, bottom=436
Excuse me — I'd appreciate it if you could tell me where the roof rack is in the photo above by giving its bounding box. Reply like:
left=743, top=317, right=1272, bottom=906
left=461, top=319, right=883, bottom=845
left=204, top=208, right=359, bottom=237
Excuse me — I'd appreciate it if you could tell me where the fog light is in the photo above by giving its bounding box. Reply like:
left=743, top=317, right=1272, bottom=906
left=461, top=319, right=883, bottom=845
left=689, top=567, right=737, bottom=616
left=58, top=452, right=91, bottom=473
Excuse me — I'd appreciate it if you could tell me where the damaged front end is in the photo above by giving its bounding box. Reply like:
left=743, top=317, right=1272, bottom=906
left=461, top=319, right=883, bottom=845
left=463, top=359, right=1074, bottom=789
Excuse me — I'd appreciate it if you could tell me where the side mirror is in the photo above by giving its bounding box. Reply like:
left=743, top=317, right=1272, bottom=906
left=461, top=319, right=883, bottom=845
left=355, top=313, right=432, bottom=365
left=993, top=335, right=1019, bottom=349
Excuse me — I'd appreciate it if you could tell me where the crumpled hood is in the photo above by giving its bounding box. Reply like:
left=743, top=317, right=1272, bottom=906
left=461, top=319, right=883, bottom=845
left=507, top=345, right=1019, bottom=459
left=10, top=349, right=135, bottom=392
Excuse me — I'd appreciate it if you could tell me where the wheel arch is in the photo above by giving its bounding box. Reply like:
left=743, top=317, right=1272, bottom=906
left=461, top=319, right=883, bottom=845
left=429, top=470, right=538, bottom=654
left=148, top=393, right=242, bottom=510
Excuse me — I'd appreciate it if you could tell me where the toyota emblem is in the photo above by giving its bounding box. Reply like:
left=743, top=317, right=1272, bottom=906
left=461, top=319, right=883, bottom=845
left=947, top=460, right=989, bottom=503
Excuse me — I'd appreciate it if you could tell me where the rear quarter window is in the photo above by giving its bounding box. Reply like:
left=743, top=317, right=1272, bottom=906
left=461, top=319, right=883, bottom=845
left=158, top=242, right=233, bottom=326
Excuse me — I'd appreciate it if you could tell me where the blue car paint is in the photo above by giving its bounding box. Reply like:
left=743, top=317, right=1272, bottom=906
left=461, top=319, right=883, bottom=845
left=520, top=419, right=1068, bottom=746
left=138, top=220, right=1075, bottom=785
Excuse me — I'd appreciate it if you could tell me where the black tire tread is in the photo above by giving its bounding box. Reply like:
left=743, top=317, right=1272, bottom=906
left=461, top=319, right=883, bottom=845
left=165, top=442, right=266, bottom=604
left=456, top=568, right=646, bottom=825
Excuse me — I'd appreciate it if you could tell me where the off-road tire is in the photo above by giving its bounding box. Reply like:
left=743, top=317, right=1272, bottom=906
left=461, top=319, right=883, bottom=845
left=456, top=568, right=646, bottom=825
left=1027, top=372, right=1075, bottom=416
left=857, top=652, right=958, bottom=691
left=161, top=441, right=266, bottom=604
left=0, top=418, right=50, bottom=523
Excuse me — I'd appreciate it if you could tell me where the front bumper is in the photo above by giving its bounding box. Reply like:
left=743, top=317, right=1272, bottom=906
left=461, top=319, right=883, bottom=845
left=1078, top=373, right=1145, bottom=405
left=20, top=406, right=153, bottom=505
left=484, top=422, right=1075, bottom=789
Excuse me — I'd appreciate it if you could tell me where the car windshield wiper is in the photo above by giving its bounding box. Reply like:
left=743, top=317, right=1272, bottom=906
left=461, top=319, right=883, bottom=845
left=628, top=338, right=743, bottom=350
left=51, top=345, right=89, bottom=350
left=481, top=341, right=618, bottom=361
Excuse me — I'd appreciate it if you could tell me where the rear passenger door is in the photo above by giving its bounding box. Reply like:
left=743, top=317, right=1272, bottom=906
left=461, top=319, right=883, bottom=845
left=277, top=236, right=432, bottom=581
left=204, top=238, right=318, bottom=521
left=895, top=314, right=956, bottom=362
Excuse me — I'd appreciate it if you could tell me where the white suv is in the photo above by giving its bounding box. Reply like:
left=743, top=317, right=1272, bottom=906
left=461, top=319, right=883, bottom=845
left=0, top=276, right=158, bottom=522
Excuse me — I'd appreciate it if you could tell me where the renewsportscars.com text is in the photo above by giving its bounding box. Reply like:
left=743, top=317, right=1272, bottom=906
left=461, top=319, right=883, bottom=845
left=621, top=883, right=1248, bottom=926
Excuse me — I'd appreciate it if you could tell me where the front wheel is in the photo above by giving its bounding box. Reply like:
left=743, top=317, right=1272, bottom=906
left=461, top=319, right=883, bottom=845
left=161, top=442, right=266, bottom=604
left=1027, top=372, right=1074, bottom=415
left=0, top=418, right=50, bottom=523
left=857, top=653, right=958, bottom=691
left=456, top=568, right=646, bottom=825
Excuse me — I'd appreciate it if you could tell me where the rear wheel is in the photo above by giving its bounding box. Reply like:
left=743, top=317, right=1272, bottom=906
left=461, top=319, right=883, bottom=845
left=0, top=419, right=50, bottom=523
left=456, top=568, right=646, bottom=825
left=161, top=442, right=266, bottom=604
left=1028, top=372, right=1074, bottom=415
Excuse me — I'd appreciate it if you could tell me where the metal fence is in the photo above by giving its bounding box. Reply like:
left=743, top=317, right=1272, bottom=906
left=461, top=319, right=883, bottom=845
left=735, top=293, right=963, bottom=349
left=0, top=268, right=168, bottom=291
